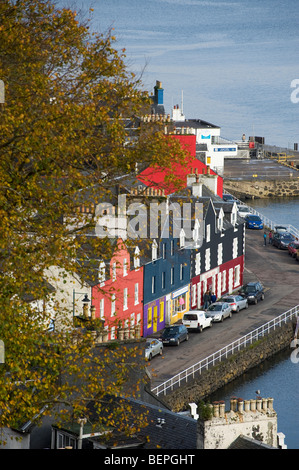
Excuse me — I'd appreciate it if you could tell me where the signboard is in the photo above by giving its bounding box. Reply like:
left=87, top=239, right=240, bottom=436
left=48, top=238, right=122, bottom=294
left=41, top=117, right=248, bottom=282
left=214, top=147, right=237, bottom=152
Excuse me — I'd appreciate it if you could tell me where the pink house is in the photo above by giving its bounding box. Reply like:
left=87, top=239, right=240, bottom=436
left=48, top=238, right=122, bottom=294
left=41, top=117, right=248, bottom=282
left=91, top=239, right=144, bottom=340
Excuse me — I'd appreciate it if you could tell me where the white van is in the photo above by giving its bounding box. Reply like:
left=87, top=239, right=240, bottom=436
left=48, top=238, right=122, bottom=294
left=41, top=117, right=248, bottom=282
left=182, top=310, right=212, bottom=332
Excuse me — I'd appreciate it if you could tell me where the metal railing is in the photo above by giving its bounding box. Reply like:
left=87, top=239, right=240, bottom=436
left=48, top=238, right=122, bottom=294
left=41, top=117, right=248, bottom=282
left=235, top=199, right=299, bottom=239
left=225, top=193, right=299, bottom=239
left=151, top=305, right=299, bottom=396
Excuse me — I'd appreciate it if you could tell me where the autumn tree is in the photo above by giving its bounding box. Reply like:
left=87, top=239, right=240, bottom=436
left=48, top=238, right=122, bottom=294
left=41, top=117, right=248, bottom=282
left=0, top=0, right=190, bottom=444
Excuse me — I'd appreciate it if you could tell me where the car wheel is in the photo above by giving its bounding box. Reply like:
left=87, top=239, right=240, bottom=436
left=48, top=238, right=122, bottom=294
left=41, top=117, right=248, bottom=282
left=176, top=339, right=180, bottom=346
left=236, top=306, right=240, bottom=313
left=220, top=315, right=224, bottom=322
left=186, top=334, right=189, bottom=341
left=254, top=298, right=258, bottom=305
left=198, top=325, right=203, bottom=333
left=159, top=348, right=163, bottom=355
left=209, top=321, right=213, bottom=328
left=148, top=353, right=152, bottom=361
left=245, top=302, right=249, bottom=309
left=261, top=293, right=265, bottom=300
left=229, top=311, right=232, bottom=318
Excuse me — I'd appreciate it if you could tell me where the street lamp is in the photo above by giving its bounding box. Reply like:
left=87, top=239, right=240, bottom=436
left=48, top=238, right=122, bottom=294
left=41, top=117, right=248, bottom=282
left=72, top=290, right=91, bottom=318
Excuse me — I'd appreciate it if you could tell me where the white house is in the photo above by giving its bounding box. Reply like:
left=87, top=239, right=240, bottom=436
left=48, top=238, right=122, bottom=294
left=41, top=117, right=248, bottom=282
left=171, top=104, right=237, bottom=176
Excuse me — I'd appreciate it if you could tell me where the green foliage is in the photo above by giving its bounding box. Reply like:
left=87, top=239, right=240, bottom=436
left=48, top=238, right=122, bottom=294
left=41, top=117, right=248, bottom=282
left=0, top=0, right=190, bottom=442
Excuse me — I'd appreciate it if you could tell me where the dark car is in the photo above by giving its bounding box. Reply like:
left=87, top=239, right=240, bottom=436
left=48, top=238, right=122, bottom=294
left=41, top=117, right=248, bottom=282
left=272, top=231, right=295, bottom=249
left=160, top=324, right=189, bottom=346
left=223, top=193, right=237, bottom=202
left=239, top=281, right=265, bottom=304
left=245, top=214, right=264, bottom=230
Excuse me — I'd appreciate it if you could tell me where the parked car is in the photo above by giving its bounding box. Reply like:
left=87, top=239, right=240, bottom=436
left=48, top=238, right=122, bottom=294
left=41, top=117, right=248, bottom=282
left=274, top=225, right=287, bottom=233
left=145, top=338, right=163, bottom=361
left=205, top=302, right=232, bottom=322
left=182, top=311, right=213, bottom=332
left=272, top=231, right=295, bottom=249
left=237, top=205, right=252, bottom=218
left=296, top=248, right=299, bottom=262
left=221, top=294, right=249, bottom=312
left=245, top=214, right=264, bottom=229
left=239, top=281, right=264, bottom=304
left=288, top=241, right=299, bottom=257
left=160, top=324, right=189, bottom=346
left=223, top=193, right=237, bottom=202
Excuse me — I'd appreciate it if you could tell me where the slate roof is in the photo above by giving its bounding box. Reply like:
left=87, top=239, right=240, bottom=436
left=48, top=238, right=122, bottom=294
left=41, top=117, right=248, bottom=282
left=174, top=118, right=220, bottom=130
left=228, top=435, right=276, bottom=449
left=84, top=395, right=198, bottom=449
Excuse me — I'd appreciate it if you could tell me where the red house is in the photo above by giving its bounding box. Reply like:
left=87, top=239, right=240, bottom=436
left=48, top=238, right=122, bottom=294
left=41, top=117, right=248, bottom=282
left=138, top=134, right=223, bottom=197
left=92, top=239, right=143, bottom=340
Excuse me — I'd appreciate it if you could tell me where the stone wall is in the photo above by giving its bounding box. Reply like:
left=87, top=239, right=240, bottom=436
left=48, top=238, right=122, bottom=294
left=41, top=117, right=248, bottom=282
left=198, top=397, right=277, bottom=449
left=162, top=320, right=296, bottom=412
left=224, top=177, right=299, bottom=199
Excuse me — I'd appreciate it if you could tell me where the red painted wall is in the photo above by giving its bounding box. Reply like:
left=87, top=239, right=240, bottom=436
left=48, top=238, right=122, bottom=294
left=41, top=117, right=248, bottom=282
left=138, top=134, right=223, bottom=197
left=191, top=255, right=244, bottom=307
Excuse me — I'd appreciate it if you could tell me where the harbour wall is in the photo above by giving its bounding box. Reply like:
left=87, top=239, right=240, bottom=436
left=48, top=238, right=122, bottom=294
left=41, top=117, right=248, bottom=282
left=161, top=319, right=296, bottom=412
left=223, top=177, right=299, bottom=199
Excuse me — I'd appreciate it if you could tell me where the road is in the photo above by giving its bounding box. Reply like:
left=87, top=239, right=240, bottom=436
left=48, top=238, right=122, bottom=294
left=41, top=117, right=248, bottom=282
left=148, top=227, right=299, bottom=390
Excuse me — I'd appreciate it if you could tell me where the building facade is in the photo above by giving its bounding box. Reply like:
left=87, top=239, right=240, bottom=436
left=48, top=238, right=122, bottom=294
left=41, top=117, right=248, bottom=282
left=92, top=239, right=144, bottom=340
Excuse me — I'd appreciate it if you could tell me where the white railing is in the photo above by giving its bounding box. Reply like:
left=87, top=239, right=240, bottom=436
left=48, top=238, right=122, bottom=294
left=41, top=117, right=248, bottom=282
left=151, top=305, right=299, bottom=396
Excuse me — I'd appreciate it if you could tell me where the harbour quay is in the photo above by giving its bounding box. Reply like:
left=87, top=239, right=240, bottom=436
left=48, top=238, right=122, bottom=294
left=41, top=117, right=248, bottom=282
left=223, top=157, right=299, bottom=199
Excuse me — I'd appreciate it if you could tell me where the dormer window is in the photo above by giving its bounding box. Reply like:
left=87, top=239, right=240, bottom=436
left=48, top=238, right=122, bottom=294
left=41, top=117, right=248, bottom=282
left=231, top=211, right=237, bottom=226
left=123, top=258, right=128, bottom=276
left=231, top=203, right=238, bottom=226
left=99, top=261, right=106, bottom=284
left=218, top=215, right=223, bottom=231
left=152, top=239, right=158, bottom=261
left=180, top=229, right=185, bottom=248
left=134, top=246, right=140, bottom=269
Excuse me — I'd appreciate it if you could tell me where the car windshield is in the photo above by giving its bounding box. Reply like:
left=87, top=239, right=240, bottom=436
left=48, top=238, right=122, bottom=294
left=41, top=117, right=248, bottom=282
left=244, top=285, right=257, bottom=293
left=145, top=341, right=153, bottom=349
left=208, top=304, right=222, bottom=311
left=183, top=314, right=198, bottom=321
left=281, top=234, right=293, bottom=240
left=162, top=327, right=179, bottom=337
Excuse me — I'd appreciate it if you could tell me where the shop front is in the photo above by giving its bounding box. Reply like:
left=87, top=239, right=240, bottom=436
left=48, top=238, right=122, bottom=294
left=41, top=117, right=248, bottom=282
left=171, top=285, right=190, bottom=324
left=143, top=296, right=166, bottom=337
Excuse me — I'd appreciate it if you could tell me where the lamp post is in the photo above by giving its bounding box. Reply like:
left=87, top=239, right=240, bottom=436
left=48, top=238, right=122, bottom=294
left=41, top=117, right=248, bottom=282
left=0, top=79, right=4, bottom=104
left=72, top=290, right=91, bottom=318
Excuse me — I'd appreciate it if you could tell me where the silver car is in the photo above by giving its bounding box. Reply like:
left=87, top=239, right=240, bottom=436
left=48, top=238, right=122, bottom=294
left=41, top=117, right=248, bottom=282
left=206, top=302, right=232, bottom=322
left=145, top=338, right=163, bottom=361
left=221, top=295, right=248, bottom=313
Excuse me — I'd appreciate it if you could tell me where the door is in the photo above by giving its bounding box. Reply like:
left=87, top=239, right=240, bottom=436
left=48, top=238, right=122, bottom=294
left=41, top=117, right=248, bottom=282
left=153, top=305, right=158, bottom=333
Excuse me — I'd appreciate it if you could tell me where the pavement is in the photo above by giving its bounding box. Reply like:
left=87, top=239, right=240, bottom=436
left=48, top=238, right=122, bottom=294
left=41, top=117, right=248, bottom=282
left=223, top=158, right=299, bottom=181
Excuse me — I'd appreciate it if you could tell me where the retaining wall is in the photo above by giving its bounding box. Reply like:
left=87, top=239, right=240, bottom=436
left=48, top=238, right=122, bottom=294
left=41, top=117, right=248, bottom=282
left=161, top=319, right=296, bottom=412
left=223, top=178, right=299, bottom=199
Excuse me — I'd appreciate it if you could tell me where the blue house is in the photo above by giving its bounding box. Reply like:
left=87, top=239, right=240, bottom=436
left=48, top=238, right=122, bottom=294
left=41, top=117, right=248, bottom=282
left=142, top=206, right=191, bottom=337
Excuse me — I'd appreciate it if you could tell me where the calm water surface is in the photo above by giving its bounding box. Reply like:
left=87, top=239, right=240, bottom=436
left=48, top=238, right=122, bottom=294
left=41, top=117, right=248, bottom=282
left=248, top=196, right=299, bottom=229
left=70, top=0, right=299, bottom=147
left=209, top=348, right=299, bottom=449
